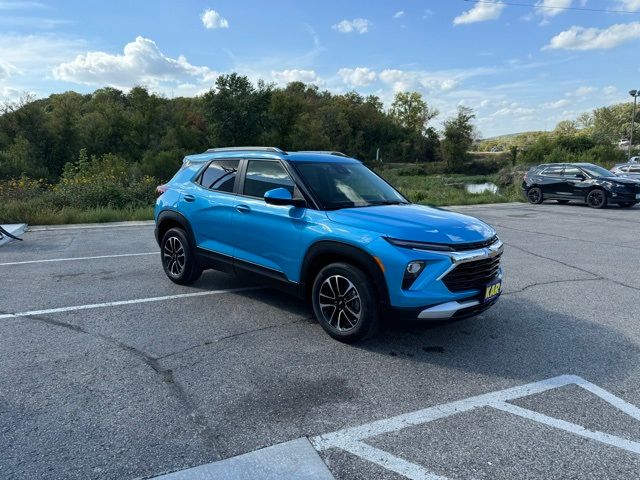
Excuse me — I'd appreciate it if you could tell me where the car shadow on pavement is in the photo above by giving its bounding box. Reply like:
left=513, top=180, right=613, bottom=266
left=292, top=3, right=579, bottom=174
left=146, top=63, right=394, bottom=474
left=351, top=296, right=639, bottom=384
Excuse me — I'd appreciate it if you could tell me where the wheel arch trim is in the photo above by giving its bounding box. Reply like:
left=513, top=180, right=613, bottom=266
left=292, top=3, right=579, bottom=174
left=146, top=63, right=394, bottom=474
left=300, top=240, right=390, bottom=305
left=156, top=210, right=196, bottom=247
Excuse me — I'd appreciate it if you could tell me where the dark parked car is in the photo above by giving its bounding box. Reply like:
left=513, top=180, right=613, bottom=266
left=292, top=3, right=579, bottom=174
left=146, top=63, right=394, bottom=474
left=611, top=162, right=640, bottom=180
left=522, top=163, right=640, bottom=209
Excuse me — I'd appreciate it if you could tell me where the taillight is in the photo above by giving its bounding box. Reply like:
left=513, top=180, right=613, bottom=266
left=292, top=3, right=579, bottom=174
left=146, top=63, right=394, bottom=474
left=156, top=184, right=168, bottom=196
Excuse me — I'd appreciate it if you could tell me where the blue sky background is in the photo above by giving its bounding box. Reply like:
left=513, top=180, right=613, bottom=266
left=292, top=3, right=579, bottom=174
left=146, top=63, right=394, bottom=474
left=1, top=0, right=639, bottom=137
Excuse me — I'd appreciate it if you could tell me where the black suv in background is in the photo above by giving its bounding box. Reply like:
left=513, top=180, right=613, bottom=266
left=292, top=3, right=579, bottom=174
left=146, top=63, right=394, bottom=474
left=522, top=163, right=640, bottom=209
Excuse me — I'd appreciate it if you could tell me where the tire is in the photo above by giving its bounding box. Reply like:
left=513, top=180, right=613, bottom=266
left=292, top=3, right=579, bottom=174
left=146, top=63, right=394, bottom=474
left=527, top=187, right=543, bottom=204
left=556, top=200, right=570, bottom=204
left=161, top=227, right=202, bottom=285
left=618, top=202, right=637, bottom=208
left=311, top=262, right=379, bottom=343
left=586, top=188, right=607, bottom=209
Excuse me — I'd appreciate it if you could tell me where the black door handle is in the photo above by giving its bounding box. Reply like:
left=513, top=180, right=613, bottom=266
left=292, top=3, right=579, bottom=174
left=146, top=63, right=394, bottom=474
left=184, top=195, right=196, bottom=202
left=236, top=204, right=251, bottom=213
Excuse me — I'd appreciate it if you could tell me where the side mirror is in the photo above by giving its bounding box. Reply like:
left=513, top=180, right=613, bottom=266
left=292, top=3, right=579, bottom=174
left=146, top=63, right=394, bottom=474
left=264, top=187, right=306, bottom=207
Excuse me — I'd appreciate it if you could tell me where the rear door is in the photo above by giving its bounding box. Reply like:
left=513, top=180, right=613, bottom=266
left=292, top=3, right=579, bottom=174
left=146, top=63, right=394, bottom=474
left=232, top=159, right=306, bottom=282
left=538, top=165, right=565, bottom=197
left=179, top=159, right=240, bottom=263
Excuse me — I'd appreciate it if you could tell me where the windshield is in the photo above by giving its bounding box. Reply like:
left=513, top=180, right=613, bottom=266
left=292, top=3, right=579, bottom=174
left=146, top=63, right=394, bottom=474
left=294, top=162, right=408, bottom=210
left=581, top=165, right=616, bottom=178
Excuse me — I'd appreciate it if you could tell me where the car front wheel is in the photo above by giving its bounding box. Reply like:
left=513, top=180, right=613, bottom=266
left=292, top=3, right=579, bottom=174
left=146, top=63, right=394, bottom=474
left=161, top=227, right=202, bottom=285
left=586, top=189, right=607, bottom=209
left=311, top=262, right=379, bottom=343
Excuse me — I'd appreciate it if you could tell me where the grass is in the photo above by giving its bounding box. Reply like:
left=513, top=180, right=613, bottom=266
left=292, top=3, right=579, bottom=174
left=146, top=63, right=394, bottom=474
left=1, top=163, right=525, bottom=226
left=0, top=201, right=154, bottom=225
left=377, top=169, right=524, bottom=206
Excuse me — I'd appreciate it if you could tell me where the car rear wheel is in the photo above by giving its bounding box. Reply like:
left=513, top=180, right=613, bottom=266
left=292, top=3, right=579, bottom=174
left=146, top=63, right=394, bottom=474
left=556, top=200, right=570, bottom=204
left=161, top=227, right=202, bottom=285
left=586, top=189, right=607, bottom=209
left=311, top=262, right=379, bottom=343
left=618, top=202, right=637, bottom=208
left=527, top=187, right=543, bottom=204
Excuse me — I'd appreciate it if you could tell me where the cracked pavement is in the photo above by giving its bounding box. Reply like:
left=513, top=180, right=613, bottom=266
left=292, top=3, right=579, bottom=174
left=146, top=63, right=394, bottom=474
left=1, top=203, right=640, bottom=479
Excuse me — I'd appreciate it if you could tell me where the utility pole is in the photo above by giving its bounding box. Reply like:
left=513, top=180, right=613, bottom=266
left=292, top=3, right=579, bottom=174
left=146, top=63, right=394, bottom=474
left=629, top=90, right=639, bottom=161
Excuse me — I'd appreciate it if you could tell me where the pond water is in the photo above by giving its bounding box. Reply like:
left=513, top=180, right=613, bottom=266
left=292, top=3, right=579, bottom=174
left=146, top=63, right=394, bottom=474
left=465, top=182, right=499, bottom=194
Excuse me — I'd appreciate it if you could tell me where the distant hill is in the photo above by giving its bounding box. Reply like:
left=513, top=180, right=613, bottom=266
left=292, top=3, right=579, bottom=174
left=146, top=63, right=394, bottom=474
left=480, top=131, right=546, bottom=142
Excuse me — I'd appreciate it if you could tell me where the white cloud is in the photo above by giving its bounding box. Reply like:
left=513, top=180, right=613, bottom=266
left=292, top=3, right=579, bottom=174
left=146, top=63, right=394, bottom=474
left=379, top=68, right=464, bottom=93
left=570, top=85, right=596, bottom=97
left=393, top=11, right=404, bottom=19
left=491, top=104, right=535, bottom=117
left=542, top=98, right=571, bottom=109
left=337, top=67, right=376, bottom=86
left=619, top=0, right=640, bottom=11
left=453, top=1, right=505, bottom=25
left=603, top=85, right=618, bottom=96
left=0, top=34, right=85, bottom=69
left=201, top=9, right=229, bottom=29
left=0, top=61, right=18, bottom=79
left=53, top=36, right=217, bottom=91
left=536, top=0, right=572, bottom=19
left=545, top=22, right=640, bottom=50
left=0, top=1, right=47, bottom=9
left=332, top=18, right=371, bottom=34
left=271, top=69, right=320, bottom=84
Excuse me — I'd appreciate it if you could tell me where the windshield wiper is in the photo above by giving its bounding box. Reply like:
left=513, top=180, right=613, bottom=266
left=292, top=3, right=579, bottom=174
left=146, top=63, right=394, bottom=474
left=367, top=200, right=409, bottom=206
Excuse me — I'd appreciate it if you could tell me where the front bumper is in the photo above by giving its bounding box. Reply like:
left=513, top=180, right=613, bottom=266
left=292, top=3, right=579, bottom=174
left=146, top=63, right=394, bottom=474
left=608, top=190, right=640, bottom=202
left=388, top=295, right=500, bottom=321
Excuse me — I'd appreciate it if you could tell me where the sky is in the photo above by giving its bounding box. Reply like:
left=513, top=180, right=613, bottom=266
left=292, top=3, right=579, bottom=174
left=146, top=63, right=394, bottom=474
left=1, top=0, right=640, bottom=137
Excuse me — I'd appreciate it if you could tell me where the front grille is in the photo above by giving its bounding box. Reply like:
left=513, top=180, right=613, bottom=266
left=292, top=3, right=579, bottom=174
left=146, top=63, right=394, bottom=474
left=452, top=235, right=498, bottom=252
left=442, top=254, right=502, bottom=293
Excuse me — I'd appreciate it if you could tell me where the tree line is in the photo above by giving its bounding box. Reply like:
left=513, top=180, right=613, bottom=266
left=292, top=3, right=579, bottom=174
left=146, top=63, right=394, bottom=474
left=0, top=73, right=470, bottom=182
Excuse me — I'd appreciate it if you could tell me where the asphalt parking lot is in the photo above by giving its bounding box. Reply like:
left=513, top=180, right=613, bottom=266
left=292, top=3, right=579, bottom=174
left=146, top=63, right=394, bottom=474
left=1, top=202, right=640, bottom=480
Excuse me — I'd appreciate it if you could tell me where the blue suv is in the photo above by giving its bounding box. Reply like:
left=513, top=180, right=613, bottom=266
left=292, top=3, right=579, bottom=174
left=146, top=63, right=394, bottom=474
left=155, top=147, right=503, bottom=342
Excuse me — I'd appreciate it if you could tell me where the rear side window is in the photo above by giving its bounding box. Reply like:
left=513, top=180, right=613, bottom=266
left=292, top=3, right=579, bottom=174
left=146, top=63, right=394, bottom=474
left=540, top=166, right=564, bottom=176
left=199, top=160, right=239, bottom=192
left=243, top=160, right=295, bottom=197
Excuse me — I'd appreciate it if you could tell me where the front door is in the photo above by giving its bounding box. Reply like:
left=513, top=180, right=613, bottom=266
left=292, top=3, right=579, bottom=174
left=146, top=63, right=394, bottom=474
left=561, top=165, right=588, bottom=198
left=232, top=159, right=306, bottom=282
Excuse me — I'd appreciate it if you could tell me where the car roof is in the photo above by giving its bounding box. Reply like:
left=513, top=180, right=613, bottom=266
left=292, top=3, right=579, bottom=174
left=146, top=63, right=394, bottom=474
left=536, top=162, right=596, bottom=168
left=183, top=147, right=361, bottom=165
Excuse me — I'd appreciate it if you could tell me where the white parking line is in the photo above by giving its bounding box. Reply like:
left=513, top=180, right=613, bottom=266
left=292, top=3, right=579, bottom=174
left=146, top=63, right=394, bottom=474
left=311, top=375, right=640, bottom=480
left=0, top=287, right=262, bottom=320
left=0, top=252, right=158, bottom=267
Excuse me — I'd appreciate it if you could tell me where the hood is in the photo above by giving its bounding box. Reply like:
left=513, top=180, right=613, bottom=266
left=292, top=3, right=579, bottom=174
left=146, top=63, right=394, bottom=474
left=326, top=204, right=496, bottom=244
left=609, top=177, right=640, bottom=185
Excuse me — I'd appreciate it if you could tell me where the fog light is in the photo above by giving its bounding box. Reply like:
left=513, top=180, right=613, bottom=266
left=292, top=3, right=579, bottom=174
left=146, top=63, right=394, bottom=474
left=407, top=261, right=424, bottom=274
left=403, top=261, right=426, bottom=289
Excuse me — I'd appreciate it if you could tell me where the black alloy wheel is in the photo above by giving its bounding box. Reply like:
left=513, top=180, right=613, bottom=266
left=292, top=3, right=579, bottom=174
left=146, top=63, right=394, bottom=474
left=586, top=189, right=607, bottom=209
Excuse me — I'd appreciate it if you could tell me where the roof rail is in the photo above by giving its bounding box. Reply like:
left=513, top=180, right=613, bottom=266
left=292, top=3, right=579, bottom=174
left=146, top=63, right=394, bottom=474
left=205, top=146, right=287, bottom=154
left=297, top=150, right=349, bottom=157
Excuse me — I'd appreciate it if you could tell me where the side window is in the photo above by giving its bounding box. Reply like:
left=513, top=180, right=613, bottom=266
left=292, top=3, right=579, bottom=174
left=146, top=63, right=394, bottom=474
left=243, top=160, right=295, bottom=198
left=630, top=166, right=640, bottom=173
left=563, top=167, right=580, bottom=177
left=541, top=166, right=564, bottom=176
left=199, top=160, right=239, bottom=193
